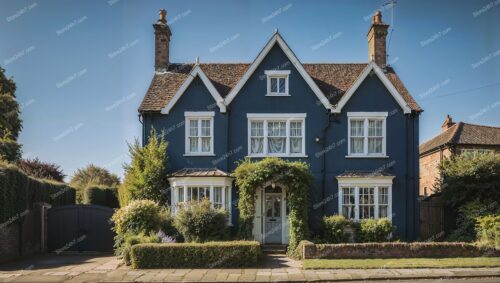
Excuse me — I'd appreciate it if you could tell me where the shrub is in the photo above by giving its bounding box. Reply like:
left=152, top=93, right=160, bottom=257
left=323, top=215, right=353, bottom=243
left=476, top=215, right=500, bottom=248
left=83, top=186, right=119, bottom=208
left=130, top=241, right=260, bottom=268
left=17, top=158, right=65, bottom=182
left=111, top=199, right=163, bottom=235
left=120, top=128, right=169, bottom=206
left=356, top=218, right=395, bottom=242
left=0, top=162, right=75, bottom=223
left=118, top=233, right=160, bottom=265
left=174, top=199, right=228, bottom=243
left=448, top=199, right=499, bottom=242
left=70, top=164, right=120, bottom=203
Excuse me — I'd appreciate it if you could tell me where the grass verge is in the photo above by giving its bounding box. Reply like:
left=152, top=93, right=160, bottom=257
left=303, top=257, right=500, bottom=269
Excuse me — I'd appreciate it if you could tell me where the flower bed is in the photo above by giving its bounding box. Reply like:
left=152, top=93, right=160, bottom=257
left=301, top=241, right=499, bottom=259
left=130, top=241, right=260, bottom=268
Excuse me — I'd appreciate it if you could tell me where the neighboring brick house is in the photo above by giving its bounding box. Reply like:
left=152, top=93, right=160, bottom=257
left=139, top=10, right=423, bottom=242
left=419, top=115, right=500, bottom=196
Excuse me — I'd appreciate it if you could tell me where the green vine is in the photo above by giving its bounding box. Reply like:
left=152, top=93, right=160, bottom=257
left=233, top=157, right=313, bottom=254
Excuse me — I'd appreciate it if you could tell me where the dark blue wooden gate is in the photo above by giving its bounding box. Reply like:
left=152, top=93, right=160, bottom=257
left=47, top=205, right=115, bottom=253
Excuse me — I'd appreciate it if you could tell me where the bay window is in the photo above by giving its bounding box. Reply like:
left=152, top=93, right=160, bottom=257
left=347, top=112, right=387, bottom=157
left=247, top=113, right=306, bottom=157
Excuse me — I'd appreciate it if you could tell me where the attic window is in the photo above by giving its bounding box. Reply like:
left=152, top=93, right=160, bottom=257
left=265, top=70, right=290, bottom=96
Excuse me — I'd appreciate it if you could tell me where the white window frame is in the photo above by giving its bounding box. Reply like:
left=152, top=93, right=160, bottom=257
left=265, top=70, right=290, bottom=96
left=168, top=176, right=233, bottom=225
left=337, top=177, right=393, bottom=221
left=461, top=148, right=493, bottom=157
left=347, top=112, right=388, bottom=158
left=184, top=111, right=215, bottom=156
left=247, top=113, right=306, bottom=157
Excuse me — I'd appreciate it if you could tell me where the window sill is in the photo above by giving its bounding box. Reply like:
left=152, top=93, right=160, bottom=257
left=247, top=154, right=308, bottom=158
left=183, top=153, right=216, bottom=157
left=265, top=93, right=291, bottom=97
left=345, top=155, right=389, bottom=159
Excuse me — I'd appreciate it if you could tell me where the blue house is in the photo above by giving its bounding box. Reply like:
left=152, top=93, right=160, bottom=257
left=139, top=10, right=422, bottom=243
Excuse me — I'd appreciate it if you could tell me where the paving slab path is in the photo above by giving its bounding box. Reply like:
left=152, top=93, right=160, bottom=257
left=1, top=253, right=499, bottom=282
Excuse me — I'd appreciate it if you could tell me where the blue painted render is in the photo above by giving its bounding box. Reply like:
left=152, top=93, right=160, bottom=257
left=142, top=44, right=420, bottom=240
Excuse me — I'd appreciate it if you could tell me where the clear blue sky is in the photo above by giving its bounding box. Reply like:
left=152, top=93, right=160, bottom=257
left=1, top=0, right=499, bottom=180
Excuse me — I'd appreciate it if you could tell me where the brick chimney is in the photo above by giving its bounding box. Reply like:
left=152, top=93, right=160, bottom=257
left=153, top=9, right=171, bottom=72
left=367, top=11, right=389, bottom=66
left=441, top=114, right=455, bottom=131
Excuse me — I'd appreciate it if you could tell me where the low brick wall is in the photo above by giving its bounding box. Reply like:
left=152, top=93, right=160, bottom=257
left=302, top=241, right=499, bottom=259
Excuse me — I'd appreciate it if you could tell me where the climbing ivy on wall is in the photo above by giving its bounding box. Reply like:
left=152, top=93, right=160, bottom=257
left=233, top=157, right=313, bottom=255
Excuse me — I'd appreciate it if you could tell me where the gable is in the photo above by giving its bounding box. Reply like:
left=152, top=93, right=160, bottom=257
left=333, top=62, right=412, bottom=114
left=224, top=33, right=333, bottom=111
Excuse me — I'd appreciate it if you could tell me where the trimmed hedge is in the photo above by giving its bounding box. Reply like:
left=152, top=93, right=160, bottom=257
left=130, top=241, right=260, bottom=268
left=84, top=186, right=119, bottom=208
left=0, top=163, right=75, bottom=223
left=301, top=241, right=500, bottom=259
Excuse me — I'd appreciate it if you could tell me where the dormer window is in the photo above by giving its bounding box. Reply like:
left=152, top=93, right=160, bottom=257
left=265, top=70, right=290, bottom=96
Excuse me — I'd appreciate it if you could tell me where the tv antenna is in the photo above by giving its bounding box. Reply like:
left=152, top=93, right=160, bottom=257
left=382, top=0, right=396, bottom=65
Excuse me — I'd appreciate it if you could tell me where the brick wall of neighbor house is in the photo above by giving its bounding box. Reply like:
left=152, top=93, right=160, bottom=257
left=302, top=242, right=499, bottom=259
left=0, top=203, right=49, bottom=263
left=419, top=148, right=452, bottom=196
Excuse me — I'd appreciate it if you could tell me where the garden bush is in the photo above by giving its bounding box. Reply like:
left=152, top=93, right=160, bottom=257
left=118, top=233, right=160, bottom=265
left=111, top=199, right=163, bottom=235
left=355, top=218, right=395, bottom=242
left=323, top=215, right=353, bottom=243
left=0, top=162, right=75, bottom=223
left=174, top=199, right=228, bottom=242
left=130, top=241, right=260, bottom=268
left=83, top=186, right=119, bottom=208
left=476, top=214, right=500, bottom=248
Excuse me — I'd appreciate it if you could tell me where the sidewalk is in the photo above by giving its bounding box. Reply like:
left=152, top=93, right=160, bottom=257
left=0, top=254, right=499, bottom=282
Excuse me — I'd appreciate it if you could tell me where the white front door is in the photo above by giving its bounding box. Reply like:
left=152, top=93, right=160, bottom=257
left=264, top=194, right=282, bottom=243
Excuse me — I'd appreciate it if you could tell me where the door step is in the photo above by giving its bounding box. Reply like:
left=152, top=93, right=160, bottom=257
left=261, top=244, right=287, bottom=254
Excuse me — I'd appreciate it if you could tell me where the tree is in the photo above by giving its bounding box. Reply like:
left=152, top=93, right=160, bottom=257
left=437, top=153, right=500, bottom=208
left=119, top=129, right=168, bottom=206
left=18, top=157, right=65, bottom=182
left=0, top=66, right=22, bottom=162
left=436, top=153, right=500, bottom=241
left=70, top=164, right=120, bottom=203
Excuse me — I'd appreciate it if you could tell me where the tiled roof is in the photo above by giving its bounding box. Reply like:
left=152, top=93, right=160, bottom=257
left=139, top=63, right=422, bottom=113
left=167, top=168, right=232, bottom=178
left=419, top=122, right=500, bottom=154
left=337, top=170, right=395, bottom=178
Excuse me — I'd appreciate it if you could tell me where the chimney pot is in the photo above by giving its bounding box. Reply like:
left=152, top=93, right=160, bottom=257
left=373, top=11, right=382, bottom=24
left=159, top=9, right=167, bottom=23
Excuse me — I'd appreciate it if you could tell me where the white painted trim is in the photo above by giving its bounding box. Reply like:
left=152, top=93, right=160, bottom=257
left=224, top=33, right=333, bottom=110
left=333, top=62, right=412, bottom=114
left=184, top=113, right=214, bottom=156
left=161, top=65, right=226, bottom=114
left=337, top=176, right=395, bottom=186
left=247, top=113, right=307, bottom=118
left=347, top=114, right=387, bottom=158
left=265, top=70, right=291, bottom=75
left=347, top=112, right=388, bottom=117
left=168, top=176, right=234, bottom=187
left=185, top=111, right=215, bottom=117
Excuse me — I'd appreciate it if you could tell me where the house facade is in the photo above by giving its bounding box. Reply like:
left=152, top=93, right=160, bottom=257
left=139, top=10, right=422, bottom=243
left=419, top=115, right=500, bottom=197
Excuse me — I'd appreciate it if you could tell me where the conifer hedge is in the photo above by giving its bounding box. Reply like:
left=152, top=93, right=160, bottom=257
left=0, top=163, right=75, bottom=224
